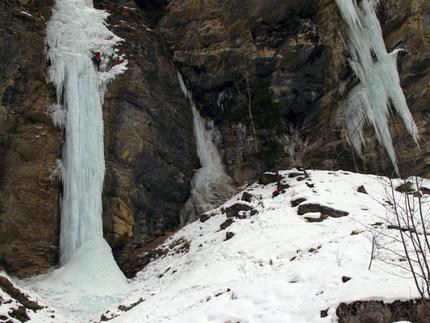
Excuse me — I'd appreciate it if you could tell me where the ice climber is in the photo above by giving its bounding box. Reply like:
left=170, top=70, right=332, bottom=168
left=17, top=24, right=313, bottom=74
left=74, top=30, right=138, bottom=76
left=91, top=50, right=102, bottom=71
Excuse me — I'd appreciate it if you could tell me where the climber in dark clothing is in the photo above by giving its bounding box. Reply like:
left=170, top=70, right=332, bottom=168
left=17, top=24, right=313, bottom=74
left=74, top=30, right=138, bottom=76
left=91, top=51, right=102, bottom=71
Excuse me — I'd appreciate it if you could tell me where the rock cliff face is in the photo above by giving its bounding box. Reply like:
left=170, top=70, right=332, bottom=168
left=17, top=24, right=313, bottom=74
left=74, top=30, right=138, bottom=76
left=0, top=0, right=429, bottom=277
left=0, top=0, right=60, bottom=277
left=157, top=0, right=430, bottom=178
left=95, top=2, right=197, bottom=266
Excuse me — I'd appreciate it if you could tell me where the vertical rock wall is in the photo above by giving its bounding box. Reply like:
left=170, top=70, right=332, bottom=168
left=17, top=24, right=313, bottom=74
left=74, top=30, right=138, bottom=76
left=156, top=0, right=430, bottom=178
left=0, top=0, right=61, bottom=277
left=93, top=2, right=198, bottom=267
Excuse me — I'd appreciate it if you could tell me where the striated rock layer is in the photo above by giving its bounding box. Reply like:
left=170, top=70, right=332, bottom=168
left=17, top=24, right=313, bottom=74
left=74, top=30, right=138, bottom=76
left=0, top=0, right=60, bottom=277
left=156, top=0, right=430, bottom=178
left=0, top=0, right=430, bottom=276
left=96, top=2, right=197, bottom=268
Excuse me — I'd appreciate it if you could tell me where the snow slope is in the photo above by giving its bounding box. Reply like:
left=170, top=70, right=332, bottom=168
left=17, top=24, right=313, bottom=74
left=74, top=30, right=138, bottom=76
left=2, top=169, right=427, bottom=323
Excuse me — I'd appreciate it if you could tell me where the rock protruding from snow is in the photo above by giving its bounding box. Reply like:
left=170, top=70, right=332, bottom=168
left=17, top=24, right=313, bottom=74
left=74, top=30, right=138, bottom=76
left=298, top=203, right=349, bottom=222
left=223, top=202, right=254, bottom=218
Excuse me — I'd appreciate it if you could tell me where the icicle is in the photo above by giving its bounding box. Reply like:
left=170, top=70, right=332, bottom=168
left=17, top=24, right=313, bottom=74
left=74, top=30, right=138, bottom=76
left=335, top=0, right=419, bottom=174
left=40, top=0, right=130, bottom=314
left=45, top=0, right=127, bottom=265
left=178, top=73, right=236, bottom=224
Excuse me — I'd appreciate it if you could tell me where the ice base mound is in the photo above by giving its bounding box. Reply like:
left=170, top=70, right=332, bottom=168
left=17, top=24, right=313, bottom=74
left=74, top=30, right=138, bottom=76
left=31, top=237, right=129, bottom=315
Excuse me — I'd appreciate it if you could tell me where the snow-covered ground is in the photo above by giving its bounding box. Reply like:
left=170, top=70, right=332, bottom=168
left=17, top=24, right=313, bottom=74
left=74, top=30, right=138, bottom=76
left=1, top=169, right=427, bottom=323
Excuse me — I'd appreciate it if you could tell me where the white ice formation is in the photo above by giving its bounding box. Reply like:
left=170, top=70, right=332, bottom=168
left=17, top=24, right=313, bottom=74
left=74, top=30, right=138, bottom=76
left=335, top=0, right=419, bottom=173
left=178, top=73, right=236, bottom=224
left=41, top=0, right=129, bottom=315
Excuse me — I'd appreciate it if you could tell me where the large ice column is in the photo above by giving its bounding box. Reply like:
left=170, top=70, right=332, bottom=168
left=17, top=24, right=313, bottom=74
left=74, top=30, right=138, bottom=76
left=37, top=0, right=129, bottom=314
left=45, top=0, right=127, bottom=265
left=178, top=73, right=236, bottom=224
left=335, top=0, right=419, bottom=173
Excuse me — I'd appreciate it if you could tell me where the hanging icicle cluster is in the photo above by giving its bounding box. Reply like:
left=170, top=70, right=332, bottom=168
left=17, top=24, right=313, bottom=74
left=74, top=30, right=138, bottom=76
left=335, top=0, right=419, bottom=174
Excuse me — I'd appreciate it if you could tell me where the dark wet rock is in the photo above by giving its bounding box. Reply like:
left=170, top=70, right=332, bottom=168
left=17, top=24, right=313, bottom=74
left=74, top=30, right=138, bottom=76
left=225, top=231, right=235, bottom=241
left=200, top=213, right=211, bottom=223
left=224, top=202, right=254, bottom=218
left=288, top=172, right=304, bottom=178
left=320, top=308, right=329, bottom=318
left=420, top=187, right=430, bottom=195
left=241, top=191, right=253, bottom=203
left=357, top=185, right=368, bottom=194
left=336, top=299, right=430, bottom=323
left=387, top=225, right=416, bottom=233
left=291, top=198, right=307, bottom=207
left=220, top=218, right=234, bottom=231
left=395, top=181, right=414, bottom=193
left=298, top=203, right=349, bottom=218
left=342, top=276, right=351, bottom=283
left=260, top=173, right=282, bottom=185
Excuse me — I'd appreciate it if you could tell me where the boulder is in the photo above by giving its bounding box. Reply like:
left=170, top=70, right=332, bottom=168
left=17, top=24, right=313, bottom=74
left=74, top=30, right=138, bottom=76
left=224, top=202, right=254, bottom=218
left=291, top=197, right=307, bottom=207
left=298, top=203, right=349, bottom=220
left=241, top=191, right=253, bottom=203
left=220, top=218, right=234, bottom=230
left=395, top=182, right=414, bottom=193
left=357, top=185, right=368, bottom=194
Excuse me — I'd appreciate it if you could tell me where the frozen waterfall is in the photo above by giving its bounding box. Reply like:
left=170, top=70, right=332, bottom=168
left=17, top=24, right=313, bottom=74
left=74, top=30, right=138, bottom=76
left=39, top=0, right=129, bottom=315
left=46, top=0, right=126, bottom=265
left=335, top=0, right=419, bottom=173
left=178, top=73, right=236, bottom=224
